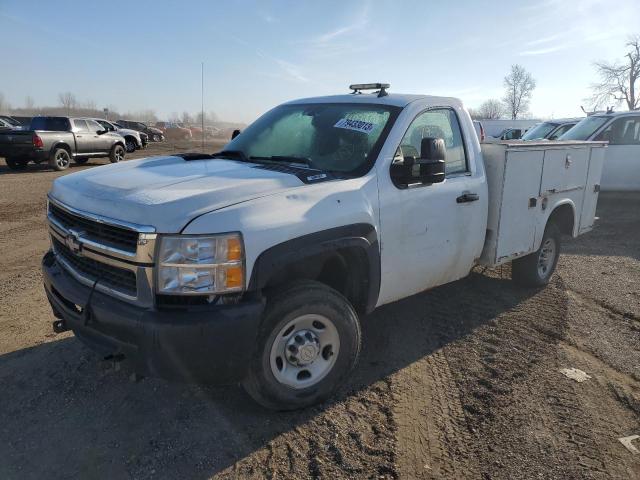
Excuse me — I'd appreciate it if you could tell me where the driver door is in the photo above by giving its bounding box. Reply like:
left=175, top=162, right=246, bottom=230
left=377, top=108, right=485, bottom=305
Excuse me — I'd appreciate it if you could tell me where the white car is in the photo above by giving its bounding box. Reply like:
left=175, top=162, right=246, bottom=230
left=42, top=84, right=605, bottom=409
left=560, top=111, right=640, bottom=191
left=521, top=118, right=581, bottom=141
left=89, top=118, right=147, bottom=153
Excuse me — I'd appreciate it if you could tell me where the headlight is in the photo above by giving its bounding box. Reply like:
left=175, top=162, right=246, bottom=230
left=157, top=234, right=244, bottom=295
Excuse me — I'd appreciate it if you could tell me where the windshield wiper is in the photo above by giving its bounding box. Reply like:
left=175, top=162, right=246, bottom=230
left=249, top=155, right=320, bottom=170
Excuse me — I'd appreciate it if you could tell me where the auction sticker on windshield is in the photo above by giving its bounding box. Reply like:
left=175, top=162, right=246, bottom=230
left=334, top=118, right=375, bottom=134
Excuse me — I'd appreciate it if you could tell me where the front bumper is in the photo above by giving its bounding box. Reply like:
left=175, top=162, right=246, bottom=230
left=42, top=250, right=264, bottom=384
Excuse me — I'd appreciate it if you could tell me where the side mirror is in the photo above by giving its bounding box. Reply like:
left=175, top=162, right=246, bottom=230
left=231, top=129, right=241, bottom=140
left=97, top=129, right=107, bottom=135
left=390, top=137, right=446, bottom=186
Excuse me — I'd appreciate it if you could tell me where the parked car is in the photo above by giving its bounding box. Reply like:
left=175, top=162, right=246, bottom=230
left=559, top=111, right=640, bottom=191
left=155, top=121, right=192, bottom=140
left=481, top=119, right=539, bottom=138
left=5, top=115, right=32, bottom=128
left=521, top=118, right=581, bottom=141
left=0, top=118, right=15, bottom=130
left=42, top=84, right=604, bottom=409
left=90, top=118, right=147, bottom=153
left=0, top=116, right=126, bottom=171
left=473, top=120, right=485, bottom=142
left=0, top=115, right=24, bottom=130
left=116, top=119, right=165, bottom=142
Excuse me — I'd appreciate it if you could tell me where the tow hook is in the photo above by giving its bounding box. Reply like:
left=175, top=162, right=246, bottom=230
left=52, top=319, right=69, bottom=333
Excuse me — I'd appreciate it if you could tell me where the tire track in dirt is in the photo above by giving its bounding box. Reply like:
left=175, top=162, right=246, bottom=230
left=394, top=350, right=478, bottom=479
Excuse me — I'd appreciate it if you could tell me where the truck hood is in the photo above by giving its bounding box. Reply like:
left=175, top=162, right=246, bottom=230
left=49, top=155, right=306, bottom=232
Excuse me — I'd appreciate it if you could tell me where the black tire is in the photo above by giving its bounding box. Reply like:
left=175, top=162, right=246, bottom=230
left=74, top=158, right=89, bottom=165
left=242, top=280, right=361, bottom=410
left=125, top=137, right=136, bottom=153
left=49, top=148, right=71, bottom=171
left=152, top=134, right=161, bottom=142
left=5, top=157, right=28, bottom=170
left=109, top=144, right=125, bottom=163
left=512, top=223, right=561, bottom=287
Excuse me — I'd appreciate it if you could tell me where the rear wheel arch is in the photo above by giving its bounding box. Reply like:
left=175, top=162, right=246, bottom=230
left=248, top=224, right=380, bottom=315
left=50, top=142, right=72, bottom=157
left=546, top=202, right=576, bottom=236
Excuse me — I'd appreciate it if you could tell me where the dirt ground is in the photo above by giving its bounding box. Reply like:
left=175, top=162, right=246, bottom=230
left=0, top=141, right=638, bottom=479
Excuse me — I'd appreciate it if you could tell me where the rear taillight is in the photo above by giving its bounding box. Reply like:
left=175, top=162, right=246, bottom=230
left=32, top=134, right=44, bottom=149
left=480, top=125, right=485, bottom=142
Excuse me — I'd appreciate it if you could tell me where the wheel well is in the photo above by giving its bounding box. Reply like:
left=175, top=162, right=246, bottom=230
left=52, top=143, right=71, bottom=155
left=264, top=247, right=370, bottom=314
left=548, top=203, right=575, bottom=235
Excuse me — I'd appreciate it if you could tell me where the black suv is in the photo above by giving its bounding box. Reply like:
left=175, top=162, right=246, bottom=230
left=116, top=120, right=164, bottom=142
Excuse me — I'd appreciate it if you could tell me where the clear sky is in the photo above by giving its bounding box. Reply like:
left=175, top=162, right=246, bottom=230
left=1, top=0, right=638, bottom=123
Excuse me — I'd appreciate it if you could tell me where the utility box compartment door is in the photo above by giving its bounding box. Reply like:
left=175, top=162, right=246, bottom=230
left=495, top=150, right=544, bottom=262
left=579, top=146, right=605, bottom=232
left=540, top=148, right=590, bottom=194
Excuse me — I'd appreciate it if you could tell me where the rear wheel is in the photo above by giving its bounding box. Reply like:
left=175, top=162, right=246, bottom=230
left=109, top=144, right=125, bottom=163
left=512, top=223, right=561, bottom=287
left=242, top=280, right=361, bottom=410
left=5, top=157, right=28, bottom=170
left=49, top=148, right=71, bottom=171
left=152, top=134, right=161, bottom=142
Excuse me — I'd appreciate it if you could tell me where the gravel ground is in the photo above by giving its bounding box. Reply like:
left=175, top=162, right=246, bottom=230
left=0, top=142, right=638, bottom=479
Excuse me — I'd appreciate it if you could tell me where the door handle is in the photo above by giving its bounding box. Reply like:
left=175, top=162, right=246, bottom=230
left=457, top=192, right=479, bottom=203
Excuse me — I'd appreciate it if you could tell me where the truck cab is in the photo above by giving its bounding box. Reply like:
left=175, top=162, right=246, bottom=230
left=42, top=84, right=604, bottom=409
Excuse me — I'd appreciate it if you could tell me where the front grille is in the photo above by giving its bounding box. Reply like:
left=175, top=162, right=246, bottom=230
left=49, top=203, right=139, bottom=253
left=52, top=237, right=137, bottom=296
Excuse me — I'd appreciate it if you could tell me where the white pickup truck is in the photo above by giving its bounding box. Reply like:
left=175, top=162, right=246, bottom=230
left=42, top=84, right=605, bottom=409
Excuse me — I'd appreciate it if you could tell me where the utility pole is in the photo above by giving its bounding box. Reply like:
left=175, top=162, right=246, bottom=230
left=201, top=62, right=205, bottom=150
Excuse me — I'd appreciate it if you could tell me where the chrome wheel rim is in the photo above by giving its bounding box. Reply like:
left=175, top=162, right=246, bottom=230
left=537, top=237, right=556, bottom=278
left=115, top=147, right=124, bottom=162
left=56, top=151, right=69, bottom=168
left=269, top=314, right=340, bottom=389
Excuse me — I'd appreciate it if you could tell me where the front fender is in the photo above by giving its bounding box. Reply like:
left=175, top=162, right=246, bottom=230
left=182, top=175, right=381, bottom=307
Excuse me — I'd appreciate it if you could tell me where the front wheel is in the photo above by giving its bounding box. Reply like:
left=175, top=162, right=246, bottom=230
left=152, top=134, right=161, bottom=142
left=512, top=223, right=561, bottom=287
left=5, top=157, right=28, bottom=170
left=109, top=144, right=125, bottom=163
left=49, top=148, right=71, bottom=171
left=125, top=138, right=136, bottom=153
left=242, top=280, right=361, bottom=410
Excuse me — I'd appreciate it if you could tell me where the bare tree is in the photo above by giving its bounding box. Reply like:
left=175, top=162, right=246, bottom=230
left=84, top=99, right=97, bottom=110
left=590, top=35, right=640, bottom=110
left=58, top=92, right=77, bottom=115
left=0, top=93, right=11, bottom=113
left=503, top=64, right=536, bottom=119
left=478, top=99, right=505, bottom=119
left=24, top=96, right=35, bottom=110
left=181, top=111, right=194, bottom=125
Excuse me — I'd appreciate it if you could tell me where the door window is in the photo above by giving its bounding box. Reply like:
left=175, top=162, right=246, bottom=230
left=595, top=117, right=640, bottom=145
left=72, top=120, right=89, bottom=132
left=395, top=108, right=467, bottom=177
left=87, top=120, right=103, bottom=132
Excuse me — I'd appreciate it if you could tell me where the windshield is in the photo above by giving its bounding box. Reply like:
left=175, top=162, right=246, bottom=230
left=559, top=116, right=609, bottom=140
left=224, top=103, right=400, bottom=175
left=522, top=122, right=558, bottom=140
